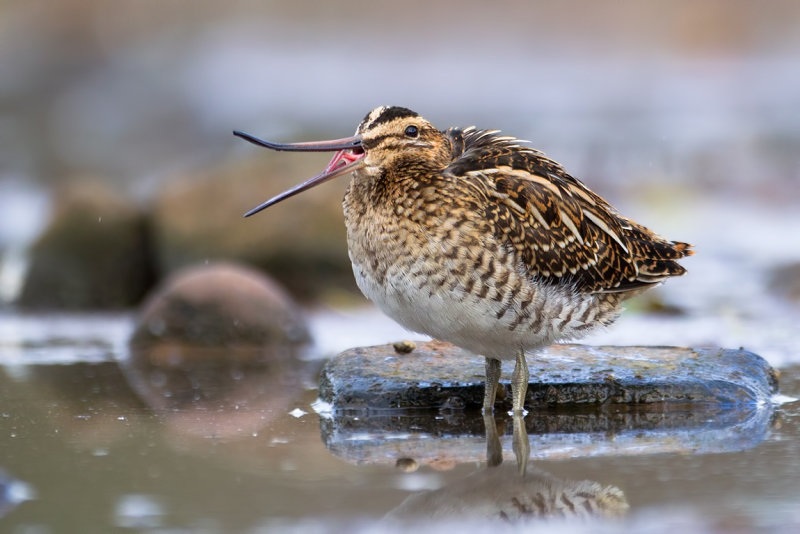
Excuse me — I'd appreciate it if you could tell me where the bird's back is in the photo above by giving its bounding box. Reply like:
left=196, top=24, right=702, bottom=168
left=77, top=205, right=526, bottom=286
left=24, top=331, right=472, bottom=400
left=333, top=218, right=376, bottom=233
left=445, top=126, right=692, bottom=297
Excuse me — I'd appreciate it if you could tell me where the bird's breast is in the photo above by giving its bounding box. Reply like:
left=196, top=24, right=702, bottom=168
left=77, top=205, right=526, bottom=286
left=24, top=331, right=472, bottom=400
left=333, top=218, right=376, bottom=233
left=342, top=179, right=618, bottom=357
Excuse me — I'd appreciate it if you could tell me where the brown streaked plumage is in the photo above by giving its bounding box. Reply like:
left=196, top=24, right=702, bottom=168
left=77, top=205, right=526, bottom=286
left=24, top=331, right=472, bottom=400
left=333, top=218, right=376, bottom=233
left=234, top=106, right=693, bottom=418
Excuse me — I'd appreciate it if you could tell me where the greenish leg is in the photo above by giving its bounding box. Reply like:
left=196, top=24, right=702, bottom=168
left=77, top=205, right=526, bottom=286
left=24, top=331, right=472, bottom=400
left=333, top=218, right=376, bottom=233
left=511, top=349, right=529, bottom=415
left=483, top=357, right=501, bottom=414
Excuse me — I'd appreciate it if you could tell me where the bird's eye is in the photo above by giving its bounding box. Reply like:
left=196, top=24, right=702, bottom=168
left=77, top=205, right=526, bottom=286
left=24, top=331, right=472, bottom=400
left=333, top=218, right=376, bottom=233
left=404, top=125, right=419, bottom=138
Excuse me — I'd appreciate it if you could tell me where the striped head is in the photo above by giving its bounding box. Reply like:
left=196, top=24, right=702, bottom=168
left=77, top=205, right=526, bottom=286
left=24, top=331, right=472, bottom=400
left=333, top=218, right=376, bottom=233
left=355, top=106, right=451, bottom=178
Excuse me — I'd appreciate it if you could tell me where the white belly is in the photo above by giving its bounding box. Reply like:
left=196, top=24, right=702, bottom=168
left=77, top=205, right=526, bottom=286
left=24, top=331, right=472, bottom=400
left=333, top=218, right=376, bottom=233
left=350, top=252, right=607, bottom=360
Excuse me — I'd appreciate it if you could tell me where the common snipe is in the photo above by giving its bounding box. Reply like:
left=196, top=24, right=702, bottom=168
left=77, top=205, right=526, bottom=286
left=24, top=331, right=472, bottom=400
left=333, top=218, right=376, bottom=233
left=235, top=106, right=692, bottom=415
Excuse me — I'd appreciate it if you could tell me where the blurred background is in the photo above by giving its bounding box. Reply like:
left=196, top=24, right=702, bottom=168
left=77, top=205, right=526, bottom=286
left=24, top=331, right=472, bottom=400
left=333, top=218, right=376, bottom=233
left=2, top=2, right=800, bottom=531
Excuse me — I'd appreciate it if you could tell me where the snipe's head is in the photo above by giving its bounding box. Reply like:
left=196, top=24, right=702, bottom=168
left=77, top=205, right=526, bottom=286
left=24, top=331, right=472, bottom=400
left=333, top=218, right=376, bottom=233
left=234, top=106, right=447, bottom=217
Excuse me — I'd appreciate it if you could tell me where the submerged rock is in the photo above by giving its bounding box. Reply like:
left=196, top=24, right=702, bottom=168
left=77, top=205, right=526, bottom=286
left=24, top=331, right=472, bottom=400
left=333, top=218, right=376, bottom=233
left=18, top=182, right=154, bottom=309
left=130, top=262, right=310, bottom=350
left=320, top=341, right=779, bottom=411
left=127, top=263, right=311, bottom=414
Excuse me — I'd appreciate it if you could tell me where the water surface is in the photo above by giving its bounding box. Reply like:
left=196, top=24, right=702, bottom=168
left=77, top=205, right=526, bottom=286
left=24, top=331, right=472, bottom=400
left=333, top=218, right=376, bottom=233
left=1, top=312, right=799, bottom=533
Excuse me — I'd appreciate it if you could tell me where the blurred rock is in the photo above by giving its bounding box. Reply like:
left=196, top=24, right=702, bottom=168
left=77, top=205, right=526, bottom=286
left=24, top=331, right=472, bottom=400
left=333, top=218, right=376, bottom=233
left=150, top=156, right=358, bottom=302
left=17, top=182, right=154, bottom=309
left=768, top=262, right=800, bottom=303
left=127, top=262, right=311, bottom=418
left=623, top=289, right=687, bottom=316
left=130, top=262, right=310, bottom=350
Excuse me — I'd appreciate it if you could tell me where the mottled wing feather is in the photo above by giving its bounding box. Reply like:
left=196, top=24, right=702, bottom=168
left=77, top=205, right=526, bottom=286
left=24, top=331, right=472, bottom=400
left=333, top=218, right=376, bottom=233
left=445, top=128, right=692, bottom=293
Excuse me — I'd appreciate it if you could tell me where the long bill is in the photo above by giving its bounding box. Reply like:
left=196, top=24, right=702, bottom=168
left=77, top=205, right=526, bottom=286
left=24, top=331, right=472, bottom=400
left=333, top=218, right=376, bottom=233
left=233, top=131, right=365, bottom=217
left=233, top=131, right=362, bottom=152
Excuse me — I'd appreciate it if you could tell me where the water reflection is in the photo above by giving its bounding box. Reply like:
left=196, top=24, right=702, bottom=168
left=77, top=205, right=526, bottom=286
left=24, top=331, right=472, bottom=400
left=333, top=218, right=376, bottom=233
left=385, top=463, right=628, bottom=523
left=123, top=343, right=307, bottom=439
left=113, top=493, right=166, bottom=530
left=331, top=402, right=773, bottom=526
left=484, top=414, right=529, bottom=474
left=321, top=402, right=775, bottom=466
left=1, top=335, right=313, bottom=452
left=384, top=413, right=627, bottom=525
left=0, top=351, right=797, bottom=531
left=0, top=469, right=36, bottom=519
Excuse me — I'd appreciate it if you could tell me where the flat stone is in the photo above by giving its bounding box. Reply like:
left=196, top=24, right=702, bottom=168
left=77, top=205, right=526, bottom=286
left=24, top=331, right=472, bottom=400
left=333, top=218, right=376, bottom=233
left=319, top=341, right=779, bottom=411
left=318, top=341, right=780, bottom=465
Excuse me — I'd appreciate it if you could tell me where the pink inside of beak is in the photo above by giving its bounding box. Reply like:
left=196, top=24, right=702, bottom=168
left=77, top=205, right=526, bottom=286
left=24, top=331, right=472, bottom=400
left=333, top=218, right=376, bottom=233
left=324, top=149, right=364, bottom=173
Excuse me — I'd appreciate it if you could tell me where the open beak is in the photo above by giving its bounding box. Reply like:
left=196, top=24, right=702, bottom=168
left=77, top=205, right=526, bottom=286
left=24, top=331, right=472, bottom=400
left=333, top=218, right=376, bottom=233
left=233, top=130, right=365, bottom=217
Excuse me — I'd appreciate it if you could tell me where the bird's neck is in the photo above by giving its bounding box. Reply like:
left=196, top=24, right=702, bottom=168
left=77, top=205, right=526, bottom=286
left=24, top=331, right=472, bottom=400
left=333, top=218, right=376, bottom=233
left=348, top=162, right=442, bottom=209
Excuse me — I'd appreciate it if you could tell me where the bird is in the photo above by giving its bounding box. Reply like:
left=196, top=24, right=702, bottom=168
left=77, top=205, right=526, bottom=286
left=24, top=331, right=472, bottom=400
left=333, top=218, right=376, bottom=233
left=234, top=106, right=693, bottom=416
left=384, top=462, right=628, bottom=523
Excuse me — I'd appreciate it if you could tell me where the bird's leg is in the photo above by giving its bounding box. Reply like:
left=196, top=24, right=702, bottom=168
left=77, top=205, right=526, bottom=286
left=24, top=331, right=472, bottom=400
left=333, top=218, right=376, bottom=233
left=483, top=357, right=501, bottom=414
left=482, top=413, right=503, bottom=468
left=511, top=349, right=529, bottom=415
left=512, top=413, right=530, bottom=476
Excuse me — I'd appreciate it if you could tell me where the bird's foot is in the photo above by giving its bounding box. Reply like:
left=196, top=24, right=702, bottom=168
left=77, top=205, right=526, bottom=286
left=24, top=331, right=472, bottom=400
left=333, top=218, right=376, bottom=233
left=510, top=350, right=530, bottom=415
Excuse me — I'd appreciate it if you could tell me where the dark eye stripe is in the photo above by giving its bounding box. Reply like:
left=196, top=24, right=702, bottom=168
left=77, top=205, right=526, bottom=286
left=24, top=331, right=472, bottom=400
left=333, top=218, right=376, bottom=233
left=362, top=134, right=391, bottom=150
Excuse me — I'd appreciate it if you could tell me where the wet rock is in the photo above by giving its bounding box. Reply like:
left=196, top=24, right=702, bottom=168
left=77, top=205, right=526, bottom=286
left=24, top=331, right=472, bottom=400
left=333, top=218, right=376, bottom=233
left=768, top=261, right=800, bottom=303
left=18, top=182, right=154, bottom=309
left=319, top=341, right=779, bottom=411
left=150, top=156, right=357, bottom=302
left=130, top=262, right=310, bottom=350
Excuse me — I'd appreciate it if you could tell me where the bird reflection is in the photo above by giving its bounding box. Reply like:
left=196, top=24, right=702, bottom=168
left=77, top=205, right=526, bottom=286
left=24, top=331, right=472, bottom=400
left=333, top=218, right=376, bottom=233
left=483, top=413, right=529, bottom=474
left=386, top=461, right=627, bottom=523
left=386, top=414, right=628, bottom=524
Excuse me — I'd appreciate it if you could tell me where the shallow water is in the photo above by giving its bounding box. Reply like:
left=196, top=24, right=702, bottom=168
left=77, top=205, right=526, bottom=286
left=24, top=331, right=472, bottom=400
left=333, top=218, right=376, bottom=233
left=0, top=311, right=799, bottom=533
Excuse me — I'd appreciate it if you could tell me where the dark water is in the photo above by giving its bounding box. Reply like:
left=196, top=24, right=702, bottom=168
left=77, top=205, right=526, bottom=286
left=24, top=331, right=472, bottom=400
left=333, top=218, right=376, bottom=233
left=1, top=313, right=799, bottom=533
